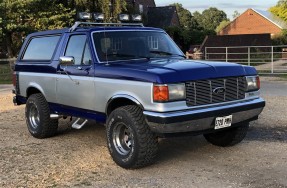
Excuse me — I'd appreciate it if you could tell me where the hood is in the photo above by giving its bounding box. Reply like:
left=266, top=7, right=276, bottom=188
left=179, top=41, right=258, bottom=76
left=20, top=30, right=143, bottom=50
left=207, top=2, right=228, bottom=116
left=94, top=58, right=257, bottom=83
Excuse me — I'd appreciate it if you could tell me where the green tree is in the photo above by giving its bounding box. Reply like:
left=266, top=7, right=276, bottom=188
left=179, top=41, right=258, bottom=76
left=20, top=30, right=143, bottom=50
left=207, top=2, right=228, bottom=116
left=113, top=0, right=127, bottom=21
left=71, top=0, right=127, bottom=22
left=232, top=10, right=240, bottom=19
left=170, top=3, right=193, bottom=28
left=0, top=0, right=75, bottom=57
left=269, top=0, right=287, bottom=22
left=99, top=0, right=110, bottom=22
left=164, top=4, right=215, bottom=51
left=272, top=29, right=287, bottom=45
left=215, top=20, right=231, bottom=33
left=192, top=7, right=228, bottom=31
left=29, top=2, right=75, bottom=31
left=0, top=0, right=128, bottom=57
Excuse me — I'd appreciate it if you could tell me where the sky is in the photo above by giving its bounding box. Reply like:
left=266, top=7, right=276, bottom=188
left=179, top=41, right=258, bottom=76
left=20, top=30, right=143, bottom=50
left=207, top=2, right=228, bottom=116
left=155, top=0, right=279, bottom=19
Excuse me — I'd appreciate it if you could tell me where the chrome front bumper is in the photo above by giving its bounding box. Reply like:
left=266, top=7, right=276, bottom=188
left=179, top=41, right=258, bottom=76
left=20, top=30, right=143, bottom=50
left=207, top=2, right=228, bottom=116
left=143, top=98, right=265, bottom=134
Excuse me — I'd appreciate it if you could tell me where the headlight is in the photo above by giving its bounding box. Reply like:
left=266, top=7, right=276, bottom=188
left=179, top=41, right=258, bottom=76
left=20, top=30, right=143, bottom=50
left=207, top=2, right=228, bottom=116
left=153, top=83, right=186, bottom=102
left=246, top=76, right=260, bottom=91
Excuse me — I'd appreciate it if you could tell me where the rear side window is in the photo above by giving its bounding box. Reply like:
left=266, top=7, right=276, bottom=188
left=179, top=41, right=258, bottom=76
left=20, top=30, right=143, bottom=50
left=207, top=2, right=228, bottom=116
left=22, top=35, right=60, bottom=61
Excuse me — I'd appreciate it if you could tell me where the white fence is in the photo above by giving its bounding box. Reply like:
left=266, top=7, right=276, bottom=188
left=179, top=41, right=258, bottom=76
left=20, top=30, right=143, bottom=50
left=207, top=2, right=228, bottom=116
left=205, top=46, right=287, bottom=74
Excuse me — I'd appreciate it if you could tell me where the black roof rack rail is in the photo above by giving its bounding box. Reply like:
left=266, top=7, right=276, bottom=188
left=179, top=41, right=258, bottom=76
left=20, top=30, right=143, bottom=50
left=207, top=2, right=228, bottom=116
left=69, top=21, right=144, bottom=32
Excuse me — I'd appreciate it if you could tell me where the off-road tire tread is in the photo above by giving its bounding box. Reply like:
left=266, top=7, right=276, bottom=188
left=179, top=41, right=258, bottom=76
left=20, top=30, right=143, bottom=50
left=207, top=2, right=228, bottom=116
left=26, top=93, right=58, bottom=138
left=107, top=105, right=158, bottom=169
left=124, top=105, right=158, bottom=168
left=204, top=123, right=249, bottom=147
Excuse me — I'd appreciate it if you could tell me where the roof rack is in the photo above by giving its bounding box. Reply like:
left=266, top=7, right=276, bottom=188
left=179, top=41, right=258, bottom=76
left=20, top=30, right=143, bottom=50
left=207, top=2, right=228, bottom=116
left=69, top=21, right=144, bottom=32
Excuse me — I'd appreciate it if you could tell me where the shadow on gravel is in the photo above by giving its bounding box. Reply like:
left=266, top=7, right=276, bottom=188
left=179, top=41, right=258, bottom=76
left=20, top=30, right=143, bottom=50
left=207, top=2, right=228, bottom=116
left=246, top=126, right=287, bottom=142
left=56, top=120, right=106, bottom=137
left=50, top=119, right=287, bottom=165
left=157, top=136, right=209, bottom=162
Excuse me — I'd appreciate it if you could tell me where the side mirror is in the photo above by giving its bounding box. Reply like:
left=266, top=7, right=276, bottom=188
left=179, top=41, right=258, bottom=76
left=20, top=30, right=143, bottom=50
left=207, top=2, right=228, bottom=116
left=59, top=56, right=75, bottom=66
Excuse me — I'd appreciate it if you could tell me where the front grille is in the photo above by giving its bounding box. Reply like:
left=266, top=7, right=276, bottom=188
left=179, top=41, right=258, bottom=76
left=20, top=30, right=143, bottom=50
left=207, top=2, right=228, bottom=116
left=186, top=77, right=246, bottom=107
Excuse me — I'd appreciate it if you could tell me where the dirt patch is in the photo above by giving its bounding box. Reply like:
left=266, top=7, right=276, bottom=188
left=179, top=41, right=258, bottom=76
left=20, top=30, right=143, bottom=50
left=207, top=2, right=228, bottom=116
left=0, top=90, right=287, bottom=187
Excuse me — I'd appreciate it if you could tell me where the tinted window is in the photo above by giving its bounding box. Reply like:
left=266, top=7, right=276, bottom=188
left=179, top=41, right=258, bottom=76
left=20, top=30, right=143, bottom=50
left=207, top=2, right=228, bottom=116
left=65, top=35, right=91, bottom=65
left=22, top=35, right=60, bottom=60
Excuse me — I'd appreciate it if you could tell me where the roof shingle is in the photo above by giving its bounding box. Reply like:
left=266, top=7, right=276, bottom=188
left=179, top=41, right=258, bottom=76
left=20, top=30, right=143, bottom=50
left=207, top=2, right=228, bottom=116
left=146, top=6, right=180, bottom=28
left=252, top=9, right=287, bottom=29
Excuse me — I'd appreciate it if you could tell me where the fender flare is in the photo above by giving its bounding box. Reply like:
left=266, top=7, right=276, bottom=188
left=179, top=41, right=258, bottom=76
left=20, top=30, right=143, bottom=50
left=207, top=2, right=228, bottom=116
left=106, top=94, right=144, bottom=115
left=26, top=82, right=46, bottom=98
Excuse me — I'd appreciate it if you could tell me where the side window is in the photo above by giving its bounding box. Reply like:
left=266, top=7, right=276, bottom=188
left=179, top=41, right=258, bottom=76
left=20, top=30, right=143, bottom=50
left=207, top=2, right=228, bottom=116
left=22, top=35, right=60, bottom=61
left=82, top=42, right=92, bottom=65
left=65, top=35, right=92, bottom=65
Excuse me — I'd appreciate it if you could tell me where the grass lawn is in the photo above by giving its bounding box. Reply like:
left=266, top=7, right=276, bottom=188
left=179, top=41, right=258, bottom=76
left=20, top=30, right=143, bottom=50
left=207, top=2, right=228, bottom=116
left=0, top=63, right=13, bottom=84
left=278, top=74, right=287, bottom=80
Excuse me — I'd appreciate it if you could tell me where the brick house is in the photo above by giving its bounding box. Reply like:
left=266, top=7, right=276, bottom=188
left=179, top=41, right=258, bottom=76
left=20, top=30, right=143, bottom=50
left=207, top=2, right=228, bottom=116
left=218, top=8, right=287, bottom=37
left=126, top=0, right=156, bottom=15
left=146, top=6, right=180, bottom=28
left=125, top=1, right=180, bottom=29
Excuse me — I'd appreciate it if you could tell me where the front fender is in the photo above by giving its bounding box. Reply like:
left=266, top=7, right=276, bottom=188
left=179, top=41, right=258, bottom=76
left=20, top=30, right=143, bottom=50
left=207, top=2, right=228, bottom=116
left=106, top=94, right=144, bottom=114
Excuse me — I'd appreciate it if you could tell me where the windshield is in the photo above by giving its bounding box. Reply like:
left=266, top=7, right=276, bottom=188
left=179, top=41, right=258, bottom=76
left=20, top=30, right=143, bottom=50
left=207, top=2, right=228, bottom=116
left=93, top=31, right=184, bottom=62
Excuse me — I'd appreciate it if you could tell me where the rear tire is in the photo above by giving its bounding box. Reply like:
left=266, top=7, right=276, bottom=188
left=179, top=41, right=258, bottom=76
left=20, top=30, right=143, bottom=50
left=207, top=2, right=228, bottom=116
left=203, top=123, right=249, bottom=147
left=25, top=93, right=58, bottom=138
left=106, top=105, right=158, bottom=169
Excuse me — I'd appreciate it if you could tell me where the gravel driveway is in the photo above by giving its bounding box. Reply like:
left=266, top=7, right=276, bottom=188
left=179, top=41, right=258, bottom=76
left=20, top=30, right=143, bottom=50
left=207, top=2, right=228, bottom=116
left=0, top=78, right=286, bottom=188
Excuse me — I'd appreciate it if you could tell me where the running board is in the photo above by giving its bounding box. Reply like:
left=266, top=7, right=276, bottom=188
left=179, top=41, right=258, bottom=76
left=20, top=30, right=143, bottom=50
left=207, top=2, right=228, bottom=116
left=50, top=114, right=62, bottom=119
left=72, top=118, right=88, bottom=129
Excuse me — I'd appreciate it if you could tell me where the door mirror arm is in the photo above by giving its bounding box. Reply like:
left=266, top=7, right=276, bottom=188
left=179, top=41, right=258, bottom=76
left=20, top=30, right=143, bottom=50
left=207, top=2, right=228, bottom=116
left=62, top=67, right=80, bottom=85
left=57, top=57, right=80, bottom=85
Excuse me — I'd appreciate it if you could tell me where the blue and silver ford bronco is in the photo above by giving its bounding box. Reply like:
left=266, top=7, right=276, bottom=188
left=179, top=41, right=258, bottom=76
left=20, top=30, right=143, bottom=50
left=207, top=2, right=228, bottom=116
left=13, top=21, right=265, bottom=169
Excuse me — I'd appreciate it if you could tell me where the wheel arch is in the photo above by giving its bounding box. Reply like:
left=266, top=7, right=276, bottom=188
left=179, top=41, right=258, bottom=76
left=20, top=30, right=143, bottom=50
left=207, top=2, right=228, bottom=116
left=26, top=84, right=45, bottom=98
left=106, top=94, right=144, bottom=116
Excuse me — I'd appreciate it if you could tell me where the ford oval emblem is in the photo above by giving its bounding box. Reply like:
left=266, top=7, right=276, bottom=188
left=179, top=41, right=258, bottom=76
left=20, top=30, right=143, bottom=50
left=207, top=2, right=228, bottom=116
left=213, top=87, right=226, bottom=94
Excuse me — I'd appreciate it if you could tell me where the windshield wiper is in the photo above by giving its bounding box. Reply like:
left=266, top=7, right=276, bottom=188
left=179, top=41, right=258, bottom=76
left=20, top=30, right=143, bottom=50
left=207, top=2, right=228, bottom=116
left=107, top=53, right=135, bottom=57
left=106, top=53, right=151, bottom=61
left=149, top=50, right=186, bottom=58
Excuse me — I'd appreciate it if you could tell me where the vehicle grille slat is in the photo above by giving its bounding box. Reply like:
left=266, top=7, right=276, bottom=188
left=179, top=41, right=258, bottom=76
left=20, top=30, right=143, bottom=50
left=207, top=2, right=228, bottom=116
left=186, top=77, right=246, bottom=107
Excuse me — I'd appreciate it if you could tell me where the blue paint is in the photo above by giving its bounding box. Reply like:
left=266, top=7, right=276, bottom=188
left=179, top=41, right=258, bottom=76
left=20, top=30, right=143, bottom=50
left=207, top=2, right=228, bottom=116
left=16, top=95, right=27, bottom=104
left=94, top=59, right=257, bottom=83
left=49, top=103, right=106, bottom=123
left=15, top=57, right=257, bottom=83
left=14, top=25, right=259, bottom=119
left=16, top=26, right=257, bottom=83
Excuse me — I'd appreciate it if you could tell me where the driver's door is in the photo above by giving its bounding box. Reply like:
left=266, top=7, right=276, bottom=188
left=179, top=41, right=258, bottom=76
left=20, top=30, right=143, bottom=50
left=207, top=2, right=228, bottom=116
left=56, top=34, right=95, bottom=111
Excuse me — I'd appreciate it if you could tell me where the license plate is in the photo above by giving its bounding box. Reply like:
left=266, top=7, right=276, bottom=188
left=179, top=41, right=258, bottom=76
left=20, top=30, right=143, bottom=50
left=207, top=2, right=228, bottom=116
left=215, top=115, right=232, bottom=130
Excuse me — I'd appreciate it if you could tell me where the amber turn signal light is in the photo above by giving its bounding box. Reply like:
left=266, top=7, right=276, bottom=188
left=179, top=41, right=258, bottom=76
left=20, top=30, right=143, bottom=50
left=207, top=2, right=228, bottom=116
left=153, top=85, right=169, bottom=102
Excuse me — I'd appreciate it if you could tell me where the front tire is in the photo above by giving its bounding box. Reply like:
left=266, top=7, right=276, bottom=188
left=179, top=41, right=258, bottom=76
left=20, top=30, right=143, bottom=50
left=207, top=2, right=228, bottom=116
left=106, top=105, right=158, bottom=169
left=204, top=122, right=249, bottom=147
left=25, top=93, right=58, bottom=138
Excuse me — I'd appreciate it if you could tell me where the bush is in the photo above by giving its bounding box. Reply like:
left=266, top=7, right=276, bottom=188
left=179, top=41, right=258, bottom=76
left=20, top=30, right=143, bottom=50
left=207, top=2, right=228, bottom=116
left=272, top=29, right=287, bottom=45
left=165, top=26, right=216, bottom=52
left=0, top=63, right=13, bottom=84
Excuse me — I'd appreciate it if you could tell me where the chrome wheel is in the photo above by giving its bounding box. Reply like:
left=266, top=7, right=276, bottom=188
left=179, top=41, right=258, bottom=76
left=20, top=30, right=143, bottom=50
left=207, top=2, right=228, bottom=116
left=113, top=123, right=133, bottom=155
left=106, top=105, right=158, bottom=168
left=25, top=93, right=58, bottom=138
left=28, top=103, right=40, bottom=129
